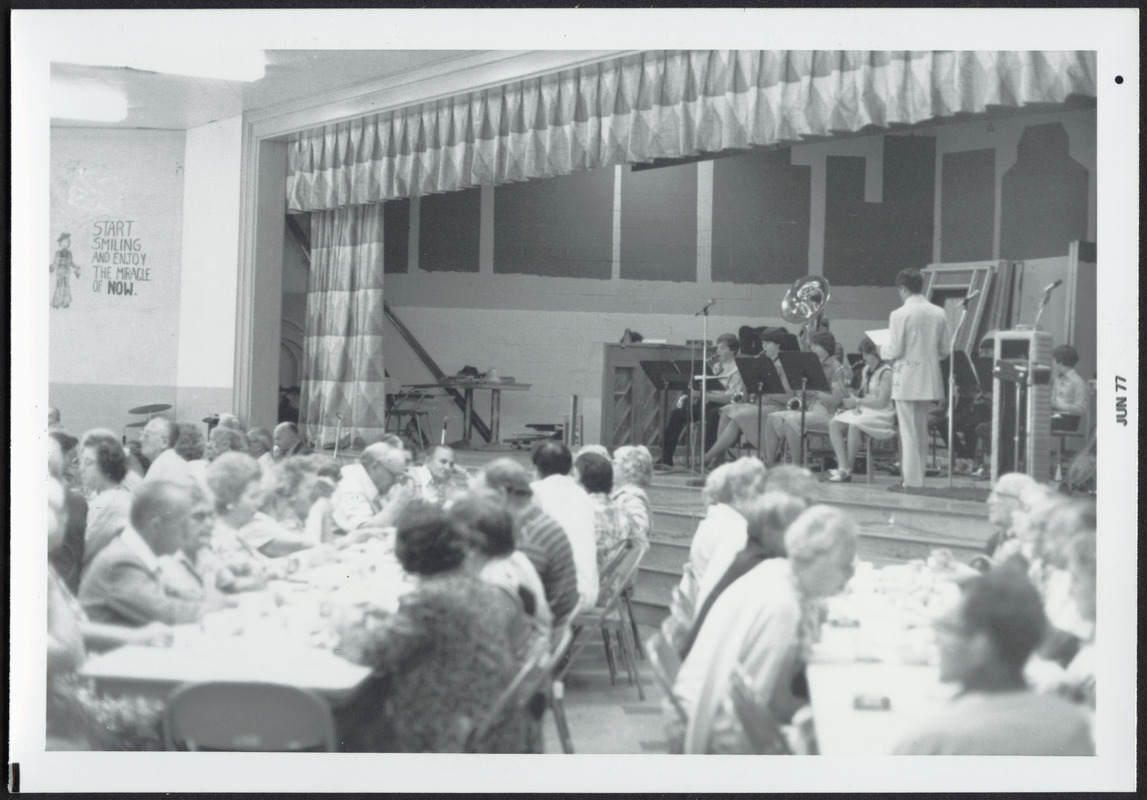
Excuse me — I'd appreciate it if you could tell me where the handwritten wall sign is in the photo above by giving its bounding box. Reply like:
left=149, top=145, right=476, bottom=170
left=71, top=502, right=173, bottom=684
left=89, top=220, right=152, bottom=296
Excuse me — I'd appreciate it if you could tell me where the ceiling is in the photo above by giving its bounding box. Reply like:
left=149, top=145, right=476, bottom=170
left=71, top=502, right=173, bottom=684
left=50, top=50, right=481, bottom=130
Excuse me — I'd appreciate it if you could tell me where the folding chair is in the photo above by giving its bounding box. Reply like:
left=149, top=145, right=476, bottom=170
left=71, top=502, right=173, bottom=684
left=643, top=630, right=689, bottom=726
left=544, top=612, right=580, bottom=754
left=163, top=681, right=337, bottom=752
left=556, top=541, right=648, bottom=701
left=463, top=635, right=552, bottom=752
left=727, top=667, right=792, bottom=755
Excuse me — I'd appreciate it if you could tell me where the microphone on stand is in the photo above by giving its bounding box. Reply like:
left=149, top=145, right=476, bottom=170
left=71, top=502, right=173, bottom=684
left=959, top=289, right=981, bottom=308
left=694, top=299, right=717, bottom=316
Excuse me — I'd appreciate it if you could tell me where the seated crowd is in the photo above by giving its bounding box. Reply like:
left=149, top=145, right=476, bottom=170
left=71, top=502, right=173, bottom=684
left=45, top=406, right=1097, bottom=756
left=44, top=410, right=649, bottom=752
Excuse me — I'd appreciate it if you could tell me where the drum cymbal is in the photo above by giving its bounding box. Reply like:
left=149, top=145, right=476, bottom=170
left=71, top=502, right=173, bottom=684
left=125, top=421, right=147, bottom=428
left=128, top=403, right=172, bottom=415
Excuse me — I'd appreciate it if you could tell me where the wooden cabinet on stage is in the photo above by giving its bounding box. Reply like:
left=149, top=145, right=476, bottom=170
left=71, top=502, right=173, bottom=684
left=600, top=342, right=701, bottom=451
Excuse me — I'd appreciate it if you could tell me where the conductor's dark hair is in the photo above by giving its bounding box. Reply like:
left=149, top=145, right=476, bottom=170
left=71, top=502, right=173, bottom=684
left=716, top=333, right=741, bottom=354
left=394, top=502, right=468, bottom=576
left=894, top=268, right=925, bottom=295
left=575, top=451, right=614, bottom=495
left=532, top=440, right=572, bottom=478
left=1053, top=345, right=1079, bottom=368
left=959, top=566, right=1047, bottom=671
left=449, top=491, right=516, bottom=557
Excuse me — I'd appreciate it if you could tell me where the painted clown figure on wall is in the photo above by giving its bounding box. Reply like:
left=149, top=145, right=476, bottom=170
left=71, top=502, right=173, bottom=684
left=50, top=232, right=81, bottom=309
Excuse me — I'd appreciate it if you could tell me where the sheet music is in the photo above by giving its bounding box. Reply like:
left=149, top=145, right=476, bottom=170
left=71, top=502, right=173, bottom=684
left=865, top=329, right=891, bottom=349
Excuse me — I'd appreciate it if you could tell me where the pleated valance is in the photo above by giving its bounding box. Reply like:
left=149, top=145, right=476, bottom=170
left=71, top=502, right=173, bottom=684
left=286, top=50, right=1096, bottom=211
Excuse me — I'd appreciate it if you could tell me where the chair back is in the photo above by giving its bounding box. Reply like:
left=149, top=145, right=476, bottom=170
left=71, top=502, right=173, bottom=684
left=163, top=681, right=336, bottom=752
left=644, top=631, right=689, bottom=723
left=465, top=635, right=552, bottom=749
left=727, top=667, right=792, bottom=755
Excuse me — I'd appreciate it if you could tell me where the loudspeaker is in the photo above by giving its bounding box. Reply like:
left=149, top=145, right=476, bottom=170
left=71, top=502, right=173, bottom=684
left=991, top=330, right=1053, bottom=483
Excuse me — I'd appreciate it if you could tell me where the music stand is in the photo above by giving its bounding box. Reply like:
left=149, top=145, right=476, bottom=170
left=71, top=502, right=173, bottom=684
left=676, top=359, right=714, bottom=469
left=641, top=360, right=690, bottom=458
left=939, top=351, right=980, bottom=480
left=777, top=352, right=831, bottom=466
left=734, top=356, right=787, bottom=460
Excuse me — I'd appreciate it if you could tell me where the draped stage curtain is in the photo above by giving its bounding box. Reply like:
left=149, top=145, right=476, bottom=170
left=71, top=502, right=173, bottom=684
left=300, top=204, right=388, bottom=448
left=286, top=50, right=1096, bottom=210
left=286, top=50, right=1095, bottom=444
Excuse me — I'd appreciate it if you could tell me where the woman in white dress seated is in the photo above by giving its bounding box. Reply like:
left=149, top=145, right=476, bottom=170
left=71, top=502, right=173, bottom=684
left=826, top=336, right=895, bottom=482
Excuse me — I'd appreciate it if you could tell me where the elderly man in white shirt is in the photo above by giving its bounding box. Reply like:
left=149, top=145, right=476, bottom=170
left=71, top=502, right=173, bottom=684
left=330, top=441, right=419, bottom=537
left=138, top=417, right=195, bottom=488
left=529, top=440, right=599, bottom=608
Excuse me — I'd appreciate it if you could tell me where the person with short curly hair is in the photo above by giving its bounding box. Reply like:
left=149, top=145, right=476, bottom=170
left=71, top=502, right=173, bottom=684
left=675, top=457, right=769, bottom=616
left=335, top=503, right=535, bottom=753
left=207, top=452, right=311, bottom=570
left=675, top=505, right=858, bottom=753
left=611, top=445, right=653, bottom=551
left=77, top=429, right=135, bottom=568
left=204, top=426, right=249, bottom=462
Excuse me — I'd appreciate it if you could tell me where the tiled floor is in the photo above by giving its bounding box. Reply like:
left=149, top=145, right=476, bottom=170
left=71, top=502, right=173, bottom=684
left=541, top=626, right=672, bottom=754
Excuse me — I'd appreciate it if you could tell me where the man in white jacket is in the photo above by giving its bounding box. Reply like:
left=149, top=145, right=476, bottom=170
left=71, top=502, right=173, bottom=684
left=880, top=268, right=950, bottom=488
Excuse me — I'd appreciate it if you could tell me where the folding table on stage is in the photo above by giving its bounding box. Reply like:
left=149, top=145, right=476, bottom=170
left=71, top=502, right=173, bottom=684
left=734, top=355, right=789, bottom=456
left=776, top=351, right=831, bottom=466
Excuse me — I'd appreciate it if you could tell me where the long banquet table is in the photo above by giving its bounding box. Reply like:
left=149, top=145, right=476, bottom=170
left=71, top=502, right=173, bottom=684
left=79, top=536, right=412, bottom=703
left=805, top=558, right=973, bottom=755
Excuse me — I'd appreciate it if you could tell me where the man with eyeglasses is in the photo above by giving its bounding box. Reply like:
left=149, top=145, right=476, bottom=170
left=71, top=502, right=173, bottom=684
left=330, top=441, right=419, bottom=537
left=976, top=472, right=1038, bottom=566
left=894, top=567, right=1093, bottom=755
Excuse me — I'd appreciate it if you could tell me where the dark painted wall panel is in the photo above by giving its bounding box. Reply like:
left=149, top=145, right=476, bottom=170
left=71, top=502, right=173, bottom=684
left=383, top=198, right=410, bottom=274
left=418, top=188, right=480, bottom=273
left=711, top=148, right=811, bottom=284
left=999, top=122, right=1089, bottom=261
left=824, top=136, right=935, bottom=286
left=620, top=163, right=697, bottom=283
left=940, top=149, right=995, bottom=262
left=493, top=167, right=613, bottom=279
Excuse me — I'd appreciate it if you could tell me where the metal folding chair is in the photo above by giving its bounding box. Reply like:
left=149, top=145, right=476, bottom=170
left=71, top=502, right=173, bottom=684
left=163, top=681, right=336, bottom=752
left=556, top=541, right=648, bottom=701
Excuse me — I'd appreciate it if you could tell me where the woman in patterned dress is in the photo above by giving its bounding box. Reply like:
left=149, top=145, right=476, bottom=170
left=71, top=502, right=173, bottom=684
left=333, top=503, right=533, bottom=752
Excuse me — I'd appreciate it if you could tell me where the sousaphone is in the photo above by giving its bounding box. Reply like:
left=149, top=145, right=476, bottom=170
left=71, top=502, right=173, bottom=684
left=780, top=275, right=831, bottom=410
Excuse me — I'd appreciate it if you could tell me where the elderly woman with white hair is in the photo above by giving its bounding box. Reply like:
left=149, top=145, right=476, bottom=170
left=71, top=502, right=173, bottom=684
left=673, top=504, right=858, bottom=754
left=675, top=457, right=768, bottom=616
left=611, top=445, right=654, bottom=551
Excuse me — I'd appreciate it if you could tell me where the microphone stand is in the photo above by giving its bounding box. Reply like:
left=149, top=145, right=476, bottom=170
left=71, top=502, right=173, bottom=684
left=684, top=300, right=715, bottom=487
left=947, top=297, right=974, bottom=488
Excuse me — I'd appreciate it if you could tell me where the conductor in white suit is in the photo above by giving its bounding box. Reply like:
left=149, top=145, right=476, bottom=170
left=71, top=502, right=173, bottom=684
left=880, top=268, right=951, bottom=488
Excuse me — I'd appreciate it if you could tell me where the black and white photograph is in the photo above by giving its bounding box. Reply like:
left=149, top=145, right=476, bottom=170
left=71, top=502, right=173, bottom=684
left=9, top=7, right=1138, bottom=793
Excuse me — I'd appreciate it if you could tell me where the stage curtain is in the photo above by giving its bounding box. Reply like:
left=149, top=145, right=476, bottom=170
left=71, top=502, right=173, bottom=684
left=286, top=50, right=1096, bottom=210
left=300, top=204, right=388, bottom=448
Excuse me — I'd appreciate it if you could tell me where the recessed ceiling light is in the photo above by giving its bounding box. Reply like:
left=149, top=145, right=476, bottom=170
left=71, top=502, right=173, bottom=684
left=50, top=82, right=128, bottom=123
left=56, top=49, right=266, bottom=83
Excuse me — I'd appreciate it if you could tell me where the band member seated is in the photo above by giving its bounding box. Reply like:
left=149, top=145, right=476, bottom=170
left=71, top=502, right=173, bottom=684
left=1051, top=345, right=1088, bottom=432
left=761, top=332, right=850, bottom=466
left=656, top=333, right=745, bottom=470
left=703, top=328, right=795, bottom=465
left=825, top=336, right=895, bottom=482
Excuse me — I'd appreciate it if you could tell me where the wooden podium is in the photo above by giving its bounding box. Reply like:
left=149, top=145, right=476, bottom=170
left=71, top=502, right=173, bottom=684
left=600, top=342, right=701, bottom=450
